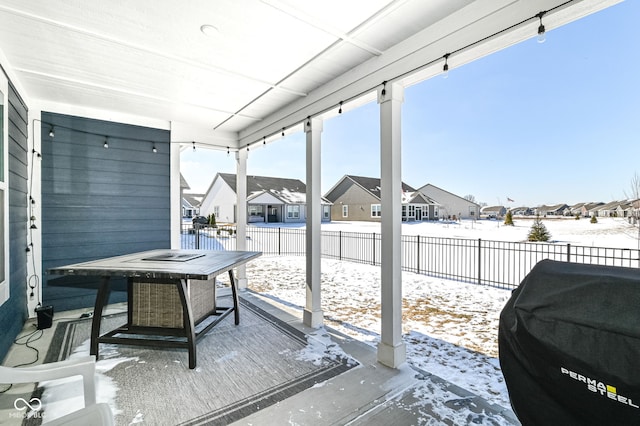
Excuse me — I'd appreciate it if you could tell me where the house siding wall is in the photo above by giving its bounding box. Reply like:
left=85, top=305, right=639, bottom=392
left=419, top=185, right=478, bottom=220
left=0, top=83, right=29, bottom=361
left=329, top=181, right=380, bottom=222
left=199, top=178, right=236, bottom=224
left=40, top=112, right=171, bottom=312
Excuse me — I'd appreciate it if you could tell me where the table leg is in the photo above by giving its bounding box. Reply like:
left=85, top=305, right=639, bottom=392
left=90, top=276, right=111, bottom=357
left=228, top=270, right=240, bottom=325
left=177, top=279, right=197, bottom=369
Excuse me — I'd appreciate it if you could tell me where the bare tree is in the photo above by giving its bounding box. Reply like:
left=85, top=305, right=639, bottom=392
left=624, top=172, right=640, bottom=249
left=464, top=194, right=476, bottom=203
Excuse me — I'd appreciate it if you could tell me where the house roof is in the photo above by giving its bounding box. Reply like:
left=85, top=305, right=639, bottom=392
left=481, top=205, right=505, bottom=213
left=217, top=173, right=330, bottom=205
left=326, top=175, right=416, bottom=202
left=404, top=192, right=438, bottom=205
left=537, top=204, right=569, bottom=212
left=180, top=174, right=191, bottom=190
left=416, top=183, right=480, bottom=207
left=183, top=194, right=203, bottom=208
left=0, top=1, right=617, bottom=148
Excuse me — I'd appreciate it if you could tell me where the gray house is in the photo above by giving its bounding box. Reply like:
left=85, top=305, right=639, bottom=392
left=416, top=184, right=479, bottom=220
left=199, top=173, right=331, bottom=224
left=324, top=175, right=438, bottom=222
left=536, top=204, right=570, bottom=217
left=481, top=205, right=507, bottom=219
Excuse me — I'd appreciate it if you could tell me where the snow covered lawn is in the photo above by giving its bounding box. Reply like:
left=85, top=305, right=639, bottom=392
left=245, top=217, right=640, bottom=410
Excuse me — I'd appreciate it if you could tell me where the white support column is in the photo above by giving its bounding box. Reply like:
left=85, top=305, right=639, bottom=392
left=236, top=148, right=248, bottom=289
left=304, top=117, right=324, bottom=328
left=377, top=82, right=406, bottom=368
left=170, top=139, right=181, bottom=249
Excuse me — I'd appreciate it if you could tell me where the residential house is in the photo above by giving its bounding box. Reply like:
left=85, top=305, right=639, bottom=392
left=511, top=206, right=533, bottom=216
left=616, top=200, right=634, bottom=218
left=481, top=205, right=506, bottom=219
left=180, top=174, right=201, bottom=218
left=569, top=202, right=604, bottom=217
left=182, top=194, right=202, bottom=218
left=415, top=184, right=479, bottom=220
left=594, top=200, right=627, bottom=218
left=536, top=204, right=570, bottom=216
left=200, top=173, right=331, bottom=224
left=324, top=175, right=438, bottom=222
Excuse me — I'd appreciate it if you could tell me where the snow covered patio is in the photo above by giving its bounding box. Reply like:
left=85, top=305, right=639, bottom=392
left=1, top=286, right=518, bottom=425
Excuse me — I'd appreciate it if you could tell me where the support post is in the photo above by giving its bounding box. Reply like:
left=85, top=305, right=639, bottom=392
left=236, top=149, right=248, bottom=289
left=303, top=117, right=324, bottom=328
left=377, top=82, right=406, bottom=368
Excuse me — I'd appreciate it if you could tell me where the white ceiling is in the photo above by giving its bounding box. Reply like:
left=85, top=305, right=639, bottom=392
left=0, top=0, right=621, bottom=149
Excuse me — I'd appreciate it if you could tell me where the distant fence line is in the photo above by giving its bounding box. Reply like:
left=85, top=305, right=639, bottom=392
left=181, top=223, right=640, bottom=290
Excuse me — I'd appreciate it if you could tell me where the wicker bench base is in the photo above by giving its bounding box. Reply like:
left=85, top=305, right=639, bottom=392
left=130, top=278, right=215, bottom=328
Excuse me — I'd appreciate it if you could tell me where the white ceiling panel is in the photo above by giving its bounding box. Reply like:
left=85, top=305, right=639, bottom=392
left=0, top=0, right=622, bottom=148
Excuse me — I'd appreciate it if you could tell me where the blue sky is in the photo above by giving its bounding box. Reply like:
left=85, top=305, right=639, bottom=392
left=181, top=1, right=639, bottom=207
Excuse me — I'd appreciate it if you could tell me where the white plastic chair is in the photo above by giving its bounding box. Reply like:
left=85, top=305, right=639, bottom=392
left=0, top=355, right=114, bottom=425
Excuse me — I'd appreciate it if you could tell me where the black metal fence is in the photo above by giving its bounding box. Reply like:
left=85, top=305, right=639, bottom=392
left=181, top=223, right=640, bottom=290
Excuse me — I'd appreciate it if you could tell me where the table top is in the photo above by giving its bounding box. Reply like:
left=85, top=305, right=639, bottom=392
left=47, top=249, right=262, bottom=280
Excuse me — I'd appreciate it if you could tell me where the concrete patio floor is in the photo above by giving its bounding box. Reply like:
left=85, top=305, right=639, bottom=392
left=1, top=289, right=520, bottom=425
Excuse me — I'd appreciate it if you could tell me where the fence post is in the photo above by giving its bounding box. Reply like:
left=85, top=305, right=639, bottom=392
left=278, top=227, right=281, bottom=255
left=567, top=243, right=571, bottom=263
left=195, top=223, right=200, bottom=249
left=477, top=238, right=482, bottom=285
left=339, top=230, right=342, bottom=261
left=417, top=235, right=421, bottom=274
left=372, top=232, right=376, bottom=265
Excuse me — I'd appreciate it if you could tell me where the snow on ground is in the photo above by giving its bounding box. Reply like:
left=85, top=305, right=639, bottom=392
left=245, top=217, right=639, bottom=410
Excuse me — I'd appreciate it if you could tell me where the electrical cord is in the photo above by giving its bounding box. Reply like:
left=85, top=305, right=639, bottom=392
left=0, top=326, right=43, bottom=394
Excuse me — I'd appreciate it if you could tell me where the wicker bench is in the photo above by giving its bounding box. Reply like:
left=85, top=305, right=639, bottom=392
left=130, top=278, right=216, bottom=329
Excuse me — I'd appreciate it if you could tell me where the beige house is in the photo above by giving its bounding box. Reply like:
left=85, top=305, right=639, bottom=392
left=324, top=175, right=438, bottom=222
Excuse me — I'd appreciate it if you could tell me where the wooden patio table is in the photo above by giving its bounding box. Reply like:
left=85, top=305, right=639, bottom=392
left=47, top=249, right=262, bottom=369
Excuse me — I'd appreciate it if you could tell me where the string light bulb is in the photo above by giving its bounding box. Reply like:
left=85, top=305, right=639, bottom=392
left=537, top=12, right=546, bottom=43
left=338, top=101, right=343, bottom=114
left=192, top=141, right=196, bottom=151
left=152, top=144, right=157, bottom=153
left=442, top=53, right=450, bottom=78
left=103, top=138, right=109, bottom=149
left=49, top=127, right=55, bottom=138
left=282, top=128, right=285, bottom=137
left=263, top=136, right=266, bottom=145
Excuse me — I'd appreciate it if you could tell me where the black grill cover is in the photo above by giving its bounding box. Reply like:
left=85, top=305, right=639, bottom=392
left=498, top=259, right=640, bottom=425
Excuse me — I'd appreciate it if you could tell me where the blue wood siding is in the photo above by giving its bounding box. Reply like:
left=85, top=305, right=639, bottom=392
left=41, top=112, right=170, bottom=312
left=0, top=83, right=29, bottom=361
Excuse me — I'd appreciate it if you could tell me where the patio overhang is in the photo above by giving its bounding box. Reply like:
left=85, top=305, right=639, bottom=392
left=0, top=0, right=621, bottom=149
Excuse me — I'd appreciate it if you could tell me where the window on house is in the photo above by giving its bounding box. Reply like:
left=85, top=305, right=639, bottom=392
left=287, top=205, right=300, bottom=219
left=213, top=206, right=220, bottom=218
left=248, top=205, right=263, bottom=216
left=342, top=205, right=348, bottom=218
left=323, top=205, right=330, bottom=219
left=371, top=204, right=381, bottom=217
